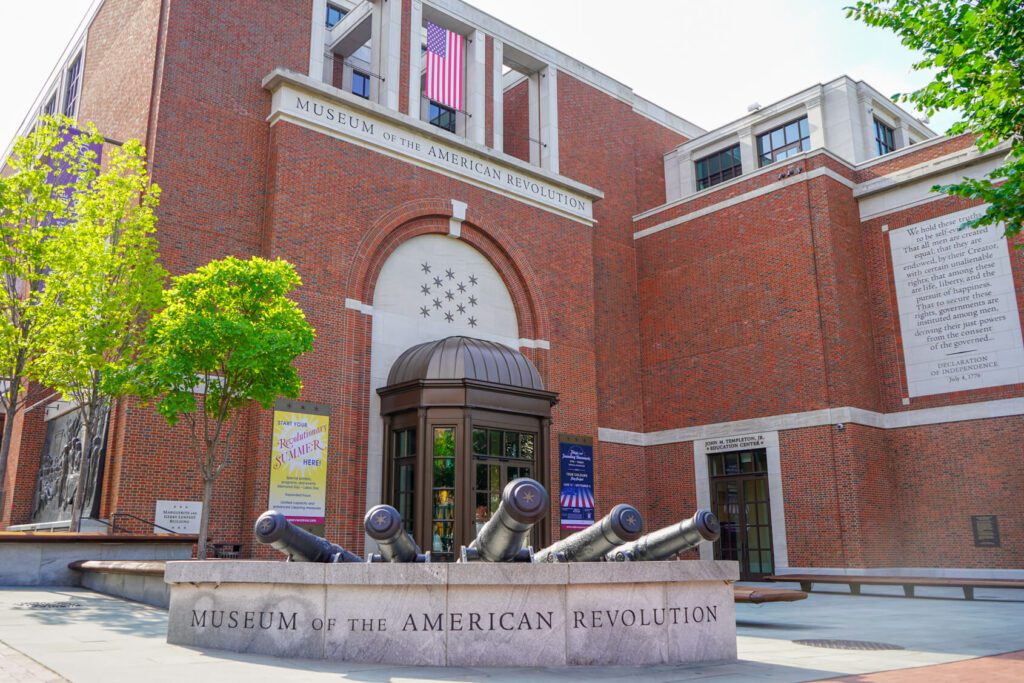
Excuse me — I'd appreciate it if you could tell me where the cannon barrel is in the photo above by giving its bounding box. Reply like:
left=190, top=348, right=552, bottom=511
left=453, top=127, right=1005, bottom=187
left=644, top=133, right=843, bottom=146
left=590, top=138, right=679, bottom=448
left=464, top=478, right=549, bottom=562
left=364, top=504, right=426, bottom=562
left=533, top=503, right=644, bottom=563
left=605, top=510, right=720, bottom=562
left=254, top=510, right=362, bottom=563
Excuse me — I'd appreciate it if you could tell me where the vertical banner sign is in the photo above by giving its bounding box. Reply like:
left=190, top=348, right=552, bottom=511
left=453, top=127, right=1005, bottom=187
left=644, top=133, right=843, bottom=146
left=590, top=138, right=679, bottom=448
left=558, top=434, right=595, bottom=531
left=268, top=400, right=331, bottom=525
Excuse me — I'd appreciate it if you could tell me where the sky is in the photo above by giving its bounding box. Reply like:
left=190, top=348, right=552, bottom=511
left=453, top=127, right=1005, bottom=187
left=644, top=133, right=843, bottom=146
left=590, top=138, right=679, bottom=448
left=0, top=0, right=957, bottom=148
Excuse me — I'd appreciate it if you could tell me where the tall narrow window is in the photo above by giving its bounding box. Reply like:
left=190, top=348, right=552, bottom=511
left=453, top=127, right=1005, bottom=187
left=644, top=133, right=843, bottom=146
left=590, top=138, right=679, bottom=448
left=428, top=101, right=456, bottom=133
left=695, top=144, right=742, bottom=190
left=391, top=428, right=416, bottom=533
left=326, top=3, right=347, bottom=28
left=63, top=53, right=83, bottom=117
left=757, top=117, right=810, bottom=167
left=42, top=92, right=58, bottom=117
left=431, top=427, right=456, bottom=561
left=874, top=118, right=896, bottom=156
left=352, top=70, right=370, bottom=99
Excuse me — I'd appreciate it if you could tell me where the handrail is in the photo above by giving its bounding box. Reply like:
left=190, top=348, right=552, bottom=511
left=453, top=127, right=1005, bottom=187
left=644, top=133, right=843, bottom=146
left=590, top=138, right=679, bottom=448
left=109, top=511, right=183, bottom=536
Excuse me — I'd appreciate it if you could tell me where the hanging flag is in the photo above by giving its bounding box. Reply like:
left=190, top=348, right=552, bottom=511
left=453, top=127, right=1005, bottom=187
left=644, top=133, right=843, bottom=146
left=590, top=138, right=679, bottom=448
left=425, top=21, right=463, bottom=111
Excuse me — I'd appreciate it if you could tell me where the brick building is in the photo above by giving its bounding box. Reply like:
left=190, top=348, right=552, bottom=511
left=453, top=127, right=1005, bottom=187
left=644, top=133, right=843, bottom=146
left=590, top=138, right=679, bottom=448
left=2, top=0, right=1021, bottom=580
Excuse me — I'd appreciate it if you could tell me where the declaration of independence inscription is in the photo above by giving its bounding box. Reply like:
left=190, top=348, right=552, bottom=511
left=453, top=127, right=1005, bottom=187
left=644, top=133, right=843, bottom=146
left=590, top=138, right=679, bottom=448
left=889, top=206, right=1024, bottom=397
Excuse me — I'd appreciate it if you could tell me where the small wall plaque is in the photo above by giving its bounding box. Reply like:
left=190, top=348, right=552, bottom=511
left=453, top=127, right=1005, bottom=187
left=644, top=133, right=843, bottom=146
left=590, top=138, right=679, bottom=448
left=971, top=515, right=1000, bottom=548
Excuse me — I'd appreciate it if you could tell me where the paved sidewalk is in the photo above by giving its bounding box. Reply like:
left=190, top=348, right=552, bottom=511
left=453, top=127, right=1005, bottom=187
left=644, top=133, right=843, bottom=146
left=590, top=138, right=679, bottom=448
left=1, top=583, right=1022, bottom=682
left=828, top=649, right=1024, bottom=681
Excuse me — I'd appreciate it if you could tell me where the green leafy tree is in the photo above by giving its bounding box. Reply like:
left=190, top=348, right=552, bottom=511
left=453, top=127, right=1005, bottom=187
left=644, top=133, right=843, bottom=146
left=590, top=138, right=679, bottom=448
left=133, top=256, right=314, bottom=558
left=0, top=117, right=102, bottom=506
left=847, top=0, right=1024, bottom=240
left=31, top=137, right=166, bottom=532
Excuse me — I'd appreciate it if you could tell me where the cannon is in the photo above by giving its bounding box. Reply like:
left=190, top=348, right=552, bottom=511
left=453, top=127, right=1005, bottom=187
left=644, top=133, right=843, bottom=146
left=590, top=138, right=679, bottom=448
left=364, top=504, right=428, bottom=563
left=533, top=503, right=644, bottom=563
left=254, top=510, right=362, bottom=563
left=605, top=509, right=720, bottom=562
left=461, top=478, right=549, bottom=562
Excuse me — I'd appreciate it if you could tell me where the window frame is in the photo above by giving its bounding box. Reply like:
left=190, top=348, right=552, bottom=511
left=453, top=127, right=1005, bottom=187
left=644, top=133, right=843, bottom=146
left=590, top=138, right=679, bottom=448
left=428, top=101, right=457, bottom=133
left=756, top=116, right=810, bottom=167
left=874, top=117, right=896, bottom=156
left=62, top=52, right=84, bottom=118
left=694, top=143, right=743, bottom=191
left=352, top=70, right=370, bottom=99
left=325, top=3, right=347, bottom=28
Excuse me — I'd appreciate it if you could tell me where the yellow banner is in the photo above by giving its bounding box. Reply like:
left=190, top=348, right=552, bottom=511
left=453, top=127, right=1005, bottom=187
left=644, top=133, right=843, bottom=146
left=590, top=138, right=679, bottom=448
left=269, top=409, right=329, bottom=524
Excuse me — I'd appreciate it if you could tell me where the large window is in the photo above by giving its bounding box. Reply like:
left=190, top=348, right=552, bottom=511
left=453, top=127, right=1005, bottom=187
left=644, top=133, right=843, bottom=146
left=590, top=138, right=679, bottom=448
left=695, top=144, right=742, bottom=190
left=429, top=101, right=456, bottom=133
left=62, top=54, right=83, bottom=117
left=757, top=117, right=810, bottom=167
left=352, top=70, right=370, bottom=99
left=326, top=3, right=347, bottom=28
left=874, top=118, right=896, bottom=156
left=42, top=91, right=58, bottom=117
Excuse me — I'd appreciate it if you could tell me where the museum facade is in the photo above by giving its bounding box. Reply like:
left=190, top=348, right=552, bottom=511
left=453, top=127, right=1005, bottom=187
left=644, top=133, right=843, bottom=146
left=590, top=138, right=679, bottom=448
left=2, top=0, right=1021, bottom=579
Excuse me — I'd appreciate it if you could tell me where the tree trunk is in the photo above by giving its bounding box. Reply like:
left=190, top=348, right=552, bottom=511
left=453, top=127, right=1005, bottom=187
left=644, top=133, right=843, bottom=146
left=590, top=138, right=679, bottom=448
left=0, top=374, right=21, bottom=518
left=198, top=474, right=214, bottom=560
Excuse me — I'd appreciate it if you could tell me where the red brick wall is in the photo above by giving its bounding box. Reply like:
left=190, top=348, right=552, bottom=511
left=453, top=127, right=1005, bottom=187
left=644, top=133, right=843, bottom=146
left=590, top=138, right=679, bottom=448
left=77, top=0, right=162, bottom=145
left=888, top=417, right=1023, bottom=568
left=502, top=79, right=530, bottom=163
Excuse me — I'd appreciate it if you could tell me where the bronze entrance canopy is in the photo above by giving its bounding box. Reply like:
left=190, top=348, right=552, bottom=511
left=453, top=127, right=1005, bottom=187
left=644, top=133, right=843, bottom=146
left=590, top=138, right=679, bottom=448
left=378, top=336, right=558, bottom=561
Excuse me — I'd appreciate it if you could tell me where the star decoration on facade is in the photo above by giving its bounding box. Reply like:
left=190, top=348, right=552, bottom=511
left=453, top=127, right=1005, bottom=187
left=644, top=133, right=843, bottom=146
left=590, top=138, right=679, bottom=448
left=412, top=262, right=483, bottom=326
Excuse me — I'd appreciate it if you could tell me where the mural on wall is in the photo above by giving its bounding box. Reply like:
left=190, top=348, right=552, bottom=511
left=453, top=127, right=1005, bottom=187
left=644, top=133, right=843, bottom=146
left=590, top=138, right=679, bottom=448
left=29, top=407, right=109, bottom=524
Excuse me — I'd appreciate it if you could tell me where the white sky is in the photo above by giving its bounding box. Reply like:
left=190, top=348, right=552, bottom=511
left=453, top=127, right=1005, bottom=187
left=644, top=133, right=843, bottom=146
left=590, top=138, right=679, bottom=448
left=0, top=0, right=957, bottom=149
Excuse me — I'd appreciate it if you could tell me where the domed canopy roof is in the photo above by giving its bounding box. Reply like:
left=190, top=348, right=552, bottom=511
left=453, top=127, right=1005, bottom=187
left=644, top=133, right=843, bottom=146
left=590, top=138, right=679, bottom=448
left=386, top=336, right=544, bottom=391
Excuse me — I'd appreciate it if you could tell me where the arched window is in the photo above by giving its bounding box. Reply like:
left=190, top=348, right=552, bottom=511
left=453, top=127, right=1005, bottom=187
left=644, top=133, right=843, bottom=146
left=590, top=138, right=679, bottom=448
left=379, top=336, right=557, bottom=561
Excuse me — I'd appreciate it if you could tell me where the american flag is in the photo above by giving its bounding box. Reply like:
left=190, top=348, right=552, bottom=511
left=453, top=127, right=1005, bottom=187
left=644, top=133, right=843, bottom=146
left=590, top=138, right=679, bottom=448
left=560, top=485, right=595, bottom=510
left=425, top=21, right=463, bottom=111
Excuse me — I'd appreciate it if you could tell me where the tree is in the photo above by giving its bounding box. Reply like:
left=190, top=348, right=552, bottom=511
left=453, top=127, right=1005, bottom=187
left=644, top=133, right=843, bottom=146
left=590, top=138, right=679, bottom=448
left=133, top=256, right=314, bottom=558
left=847, top=0, right=1024, bottom=241
left=0, top=117, right=102, bottom=507
left=31, top=137, right=166, bottom=532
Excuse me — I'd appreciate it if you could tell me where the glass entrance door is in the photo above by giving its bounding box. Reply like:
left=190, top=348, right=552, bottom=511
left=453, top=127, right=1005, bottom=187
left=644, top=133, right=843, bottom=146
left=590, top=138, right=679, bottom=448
left=708, top=449, right=774, bottom=579
left=471, top=427, right=536, bottom=543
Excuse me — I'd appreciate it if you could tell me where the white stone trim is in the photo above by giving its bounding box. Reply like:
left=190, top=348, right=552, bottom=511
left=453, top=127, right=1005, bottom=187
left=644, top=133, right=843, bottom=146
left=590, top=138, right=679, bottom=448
left=44, top=400, right=79, bottom=422
left=344, top=298, right=374, bottom=315
left=598, top=397, right=1024, bottom=446
left=633, top=166, right=855, bottom=240
left=693, top=431, right=788, bottom=569
left=517, top=338, right=550, bottom=350
left=308, top=0, right=328, bottom=80
left=448, top=198, right=467, bottom=237
left=774, top=566, right=1024, bottom=581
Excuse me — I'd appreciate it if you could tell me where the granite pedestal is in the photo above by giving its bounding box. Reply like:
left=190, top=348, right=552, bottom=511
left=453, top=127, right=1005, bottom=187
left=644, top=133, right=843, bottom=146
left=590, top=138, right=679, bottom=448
left=165, top=560, right=738, bottom=667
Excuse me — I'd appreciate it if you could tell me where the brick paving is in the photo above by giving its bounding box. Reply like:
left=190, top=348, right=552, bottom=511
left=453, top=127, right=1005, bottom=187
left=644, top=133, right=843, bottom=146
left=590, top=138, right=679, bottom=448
left=828, top=650, right=1024, bottom=681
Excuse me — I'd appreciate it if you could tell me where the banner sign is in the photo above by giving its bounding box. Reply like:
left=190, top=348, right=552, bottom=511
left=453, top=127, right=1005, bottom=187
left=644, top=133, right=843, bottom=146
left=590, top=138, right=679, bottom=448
left=558, top=434, right=595, bottom=531
left=268, top=400, right=331, bottom=525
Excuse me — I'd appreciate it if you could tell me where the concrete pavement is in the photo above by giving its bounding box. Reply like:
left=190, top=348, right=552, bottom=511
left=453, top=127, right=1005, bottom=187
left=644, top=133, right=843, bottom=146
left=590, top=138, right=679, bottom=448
left=0, top=582, right=1022, bottom=682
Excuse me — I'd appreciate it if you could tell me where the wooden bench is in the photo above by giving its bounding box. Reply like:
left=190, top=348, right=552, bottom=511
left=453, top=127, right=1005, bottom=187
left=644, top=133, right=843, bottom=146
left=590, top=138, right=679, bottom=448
left=734, top=586, right=807, bottom=604
left=766, top=574, right=1024, bottom=600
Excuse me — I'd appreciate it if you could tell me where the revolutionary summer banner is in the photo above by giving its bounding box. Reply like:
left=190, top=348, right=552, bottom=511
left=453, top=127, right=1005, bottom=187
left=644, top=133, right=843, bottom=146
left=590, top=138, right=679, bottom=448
left=268, top=401, right=331, bottom=525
